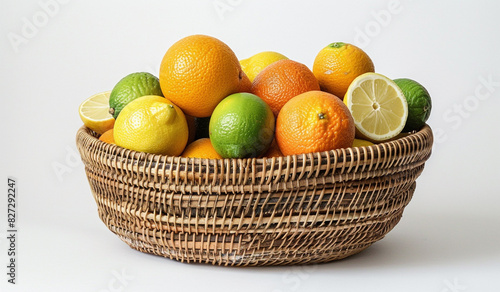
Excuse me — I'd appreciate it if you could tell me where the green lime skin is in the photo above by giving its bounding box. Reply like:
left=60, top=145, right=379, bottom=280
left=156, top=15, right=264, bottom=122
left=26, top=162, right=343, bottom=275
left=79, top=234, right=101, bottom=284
left=209, top=93, right=275, bottom=159
left=109, top=72, right=163, bottom=119
left=393, top=78, right=432, bottom=132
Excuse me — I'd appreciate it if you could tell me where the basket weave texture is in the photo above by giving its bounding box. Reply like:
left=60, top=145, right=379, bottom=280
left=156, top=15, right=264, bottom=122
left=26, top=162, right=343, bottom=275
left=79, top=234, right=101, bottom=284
left=76, top=125, right=433, bottom=266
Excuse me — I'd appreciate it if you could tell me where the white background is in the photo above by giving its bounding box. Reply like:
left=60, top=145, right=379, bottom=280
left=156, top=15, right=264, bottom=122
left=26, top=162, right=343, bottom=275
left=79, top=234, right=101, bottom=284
left=1, top=0, right=500, bottom=291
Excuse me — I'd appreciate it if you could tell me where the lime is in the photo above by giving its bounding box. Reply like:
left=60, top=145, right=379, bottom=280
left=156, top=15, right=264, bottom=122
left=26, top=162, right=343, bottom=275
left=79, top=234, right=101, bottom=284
left=109, top=72, right=163, bottom=119
left=240, top=51, right=288, bottom=82
left=344, top=72, right=408, bottom=142
left=113, top=95, right=188, bottom=156
left=79, top=91, right=115, bottom=134
left=209, top=93, right=275, bottom=158
left=393, top=78, right=432, bottom=132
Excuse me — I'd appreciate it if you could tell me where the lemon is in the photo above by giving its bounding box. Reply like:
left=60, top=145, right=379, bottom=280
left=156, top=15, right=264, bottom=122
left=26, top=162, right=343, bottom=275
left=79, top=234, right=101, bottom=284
left=114, top=95, right=188, bottom=156
left=240, top=51, right=288, bottom=82
left=109, top=72, right=163, bottom=119
left=79, top=91, right=115, bottom=134
left=352, top=139, right=374, bottom=147
left=344, top=73, right=408, bottom=142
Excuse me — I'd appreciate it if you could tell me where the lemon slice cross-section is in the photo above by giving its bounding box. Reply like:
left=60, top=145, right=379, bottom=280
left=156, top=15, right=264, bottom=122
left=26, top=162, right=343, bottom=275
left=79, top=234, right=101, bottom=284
left=344, top=73, right=408, bottom=142
left=79, top=91, right=115, bottom=134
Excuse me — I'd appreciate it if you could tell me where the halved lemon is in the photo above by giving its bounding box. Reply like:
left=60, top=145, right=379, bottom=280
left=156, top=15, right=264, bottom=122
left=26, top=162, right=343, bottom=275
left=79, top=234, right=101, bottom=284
left=344, top=73, right=408, bottom=142
left=79, top=91, right=115, bottom=134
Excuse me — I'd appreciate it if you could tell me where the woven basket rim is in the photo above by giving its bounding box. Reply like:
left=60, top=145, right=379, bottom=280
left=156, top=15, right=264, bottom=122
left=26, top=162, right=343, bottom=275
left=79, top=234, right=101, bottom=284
left=77, top=124, right=433, bottom=166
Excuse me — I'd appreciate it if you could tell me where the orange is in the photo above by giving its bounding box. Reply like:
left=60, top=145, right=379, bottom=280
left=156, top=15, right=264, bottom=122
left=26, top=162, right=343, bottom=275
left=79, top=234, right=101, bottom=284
left=313, top=42, right=374, bottom=99
left=159, top=35, right=245, bottom=118
left=251, top=59, right=320, bottom=116
left=99, top=128, right=115, bottom=144
left=276, top=90, right=355, bottom=156
left=181, top=138, right=222, bottom=159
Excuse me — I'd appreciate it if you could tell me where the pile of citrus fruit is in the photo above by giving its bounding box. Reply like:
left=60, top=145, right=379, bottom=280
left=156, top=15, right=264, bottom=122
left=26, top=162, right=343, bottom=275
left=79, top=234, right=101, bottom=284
left=79, top=34, right=432, bottom=159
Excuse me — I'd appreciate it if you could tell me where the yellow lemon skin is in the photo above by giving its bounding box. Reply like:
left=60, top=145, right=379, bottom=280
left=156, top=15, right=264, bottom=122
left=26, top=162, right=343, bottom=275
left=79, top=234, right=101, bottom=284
left=113, top=95, right=188, bottom=156
left=352, top=139, right=374, bottom=147
left=240, top=51, right=288, bottom=82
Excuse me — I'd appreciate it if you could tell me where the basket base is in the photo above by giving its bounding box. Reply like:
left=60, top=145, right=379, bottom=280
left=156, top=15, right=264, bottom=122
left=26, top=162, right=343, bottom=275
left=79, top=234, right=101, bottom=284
left=118, top=234, right=372, bottom=266
left=100, top=201, right=407, bottom=266
left=95, top=186, right=409, bottom=266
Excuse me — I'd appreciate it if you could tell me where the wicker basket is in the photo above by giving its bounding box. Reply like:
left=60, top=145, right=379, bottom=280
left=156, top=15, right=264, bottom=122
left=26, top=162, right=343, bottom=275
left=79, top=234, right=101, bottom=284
left=76, top=125, right=433, bottom=266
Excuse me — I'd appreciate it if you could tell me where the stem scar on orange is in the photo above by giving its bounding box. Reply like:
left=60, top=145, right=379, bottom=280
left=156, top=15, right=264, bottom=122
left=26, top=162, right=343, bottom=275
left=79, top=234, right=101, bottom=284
left=276, top=90, right=355, bottom=156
